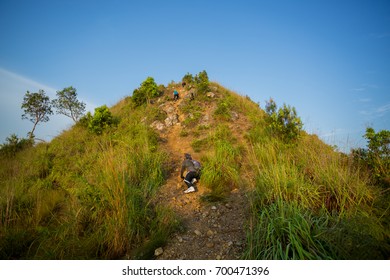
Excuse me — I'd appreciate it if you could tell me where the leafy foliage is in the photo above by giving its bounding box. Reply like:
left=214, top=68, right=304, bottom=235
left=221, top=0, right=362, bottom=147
left=182, top=72, right=194, bottom=85
left=52, top=86, right=86, bottom=122
left=265, top=98, right=303, bottom=142
left=81, top=105, right=117, bottom=134
left=194, top=70, right=210, bottom=95
left=21, top=90, right=53, bottom=138
left=132, top=77, right=160, bottom=107
left=352, top=127, right=390, bottom=186
left=0, top=134, right=33, bottom=157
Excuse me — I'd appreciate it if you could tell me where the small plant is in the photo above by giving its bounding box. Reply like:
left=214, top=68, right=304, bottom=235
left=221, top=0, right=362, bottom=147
left=214, top=100, right=232, bottom=120
left=179, top=130, right=189, bottom=137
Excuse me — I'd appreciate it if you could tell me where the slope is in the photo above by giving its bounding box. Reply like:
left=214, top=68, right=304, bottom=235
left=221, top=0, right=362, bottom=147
left=1, top=75, right=388, bottom=260
left=152, top=85, right=249, bottom=259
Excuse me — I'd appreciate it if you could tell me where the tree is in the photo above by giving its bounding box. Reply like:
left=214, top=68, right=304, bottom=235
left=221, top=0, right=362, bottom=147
left=52, top=86, right=86, bottom=122
left=132, top=77, right=159, bottom=107
left=194, top=70, right=210, bottom=95
left=21, top=90, right=53, bottom=139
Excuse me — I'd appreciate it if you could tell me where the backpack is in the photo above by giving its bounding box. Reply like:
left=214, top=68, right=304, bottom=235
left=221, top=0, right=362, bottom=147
left=192, top=159, right=202, bottom=173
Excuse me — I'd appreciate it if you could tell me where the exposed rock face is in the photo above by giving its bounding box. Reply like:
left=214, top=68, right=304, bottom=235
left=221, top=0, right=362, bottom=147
left=165, top=113, right=179, bottom=127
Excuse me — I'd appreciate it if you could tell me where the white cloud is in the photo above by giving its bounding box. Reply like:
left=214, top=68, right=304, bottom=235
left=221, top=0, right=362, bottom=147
left=376, top=103, right=390, bottom=114
left=351, top=88, right=366, bottom=92
left=358, top=103, right=390, bottom=120
left=358, top=98, right=371, bottom=103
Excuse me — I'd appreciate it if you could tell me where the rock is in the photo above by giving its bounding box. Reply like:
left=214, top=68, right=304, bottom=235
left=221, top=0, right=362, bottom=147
left=194, top=230, right=202, bottom=236
left=164, top=105, right=176, bottom=114
left=207, top=230, right=214, bottom=237
left=231, top=111, right=239, bottom=121
left=165, top=114, right=179, bottom=127
left=207, top=92, right=216, bottom=98
left=211, top=206, right=217, bottom=210
left=150, top=121, right=165, bottom=131
left=225, top=203, right=232, bottom=209
left=154, top=247, right=164, bottom=257
left=206, top=242, right=214, bottom=248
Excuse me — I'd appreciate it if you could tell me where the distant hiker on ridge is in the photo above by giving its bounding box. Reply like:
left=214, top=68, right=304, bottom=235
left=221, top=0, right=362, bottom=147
left=180, top=153, right=201, bottom=194
left=173, top=89, right=179, bottom=101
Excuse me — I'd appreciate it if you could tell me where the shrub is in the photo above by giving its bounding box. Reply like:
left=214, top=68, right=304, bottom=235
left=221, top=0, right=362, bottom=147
left=0, top=134, right=33, bottom=157
left=194, top=70, right=210, bottom=95
left=132, top=77, right=160, bottom=106
left=182, top=73, right=194, bottom=86
left=82, top=105, right=117, bottom=135
left=352, top=127, right=390, bottom=187
left=265, top=98, right=303, bottom=142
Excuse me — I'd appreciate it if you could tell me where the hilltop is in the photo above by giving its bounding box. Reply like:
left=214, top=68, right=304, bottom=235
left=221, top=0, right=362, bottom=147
left=0, top=72, right=389, bottom=260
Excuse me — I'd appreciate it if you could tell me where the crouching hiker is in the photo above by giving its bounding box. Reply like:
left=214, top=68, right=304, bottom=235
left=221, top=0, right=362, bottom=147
left=173, top=89, right=179, bottom=101
left=180, top=153, right=201, bottom=194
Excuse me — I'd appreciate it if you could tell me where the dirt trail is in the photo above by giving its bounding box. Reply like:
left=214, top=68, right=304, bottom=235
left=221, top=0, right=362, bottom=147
left=155, top=88, right=248, bottom=260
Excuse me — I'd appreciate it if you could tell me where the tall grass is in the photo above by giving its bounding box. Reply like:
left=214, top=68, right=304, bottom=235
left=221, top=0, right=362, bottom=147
left=199, top=125, right=243, bottom=201
left=245, top=200, right=332, bottom=260
left=0, top=102, right=177, bottom=259
left=245, top=127, right=389, bottom=259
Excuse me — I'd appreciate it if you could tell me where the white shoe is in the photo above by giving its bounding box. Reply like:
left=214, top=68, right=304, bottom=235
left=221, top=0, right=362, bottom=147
left=184, top=186, right=195, bottom=193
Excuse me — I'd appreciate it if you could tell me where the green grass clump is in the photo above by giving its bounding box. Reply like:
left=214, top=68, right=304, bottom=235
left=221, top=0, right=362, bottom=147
left=245, top=200, right=331, bottom=260
left=200, top=139, right=242, bottom=200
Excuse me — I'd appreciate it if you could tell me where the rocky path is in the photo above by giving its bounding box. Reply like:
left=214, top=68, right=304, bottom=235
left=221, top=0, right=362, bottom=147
left=154, top=88, right=249, bottom=260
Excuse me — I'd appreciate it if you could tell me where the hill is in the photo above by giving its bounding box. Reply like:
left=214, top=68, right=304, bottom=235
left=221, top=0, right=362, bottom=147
left=0, top=72, right=389, bottom=259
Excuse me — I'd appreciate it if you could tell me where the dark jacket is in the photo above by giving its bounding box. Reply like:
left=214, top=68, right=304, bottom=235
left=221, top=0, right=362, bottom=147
left=180, top=159, right=196, bottom=178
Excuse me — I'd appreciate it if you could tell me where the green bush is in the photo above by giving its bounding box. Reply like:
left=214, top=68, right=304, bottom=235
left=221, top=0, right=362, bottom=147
left=361, top=127, right=389, bottom=186
left=265, top=98, right=303, bottom=142
left=0, top=134, right=33, bottom=157
left=194, top=70, right=210, bottom=95
left=132, top=77, right=160, bottom=107
left=80, top=105, right=117, bottom=135
left=182, top=73, right=194, bottom=86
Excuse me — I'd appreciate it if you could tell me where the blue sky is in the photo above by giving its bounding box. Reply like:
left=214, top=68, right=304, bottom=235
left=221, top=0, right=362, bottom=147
left=0, top=0, right=389, bottom=152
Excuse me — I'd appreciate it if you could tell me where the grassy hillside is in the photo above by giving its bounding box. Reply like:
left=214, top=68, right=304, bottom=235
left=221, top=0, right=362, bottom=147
left=1, top=73, right=389, bottom=259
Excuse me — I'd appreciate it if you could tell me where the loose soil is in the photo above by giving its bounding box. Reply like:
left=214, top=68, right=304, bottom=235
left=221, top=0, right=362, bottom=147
left=154, top=88, right=250, bottom=260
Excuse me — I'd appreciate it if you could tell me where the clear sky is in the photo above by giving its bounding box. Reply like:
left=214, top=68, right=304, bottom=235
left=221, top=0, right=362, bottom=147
left=0, top=0, right=389, bottom=152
